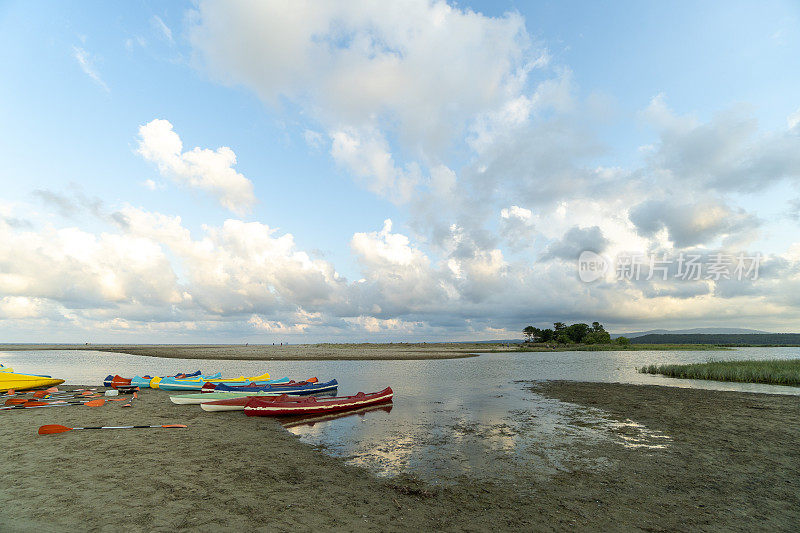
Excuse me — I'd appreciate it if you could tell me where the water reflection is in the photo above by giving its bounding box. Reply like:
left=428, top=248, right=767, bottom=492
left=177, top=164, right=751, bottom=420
left=280, top=403, right=393, bottom=429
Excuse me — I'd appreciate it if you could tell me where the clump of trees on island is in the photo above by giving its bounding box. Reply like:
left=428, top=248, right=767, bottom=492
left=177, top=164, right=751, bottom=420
left=522, top=322, right=630, bottom=346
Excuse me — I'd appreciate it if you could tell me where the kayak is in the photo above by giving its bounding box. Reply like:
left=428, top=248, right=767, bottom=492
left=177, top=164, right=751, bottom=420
left=156, top=372, right=275, bottom=391
left=130, top=370, right=202, bottom=388
left=210, top=379, right=335, bottom=395
left=244, top=387, right=393, bottom=417
left=0, top=371, right=65, bottom=393
left=172, top=380, right=337, bottom=405
left=102, top=375, right=132, bottom=388
left=175, top=379, right=339, bottom=411
left=150, top=372, right=222, bottom=389
left=201, top=377, right=318, bottom=392
left=199, top=389, right=338, bottom=412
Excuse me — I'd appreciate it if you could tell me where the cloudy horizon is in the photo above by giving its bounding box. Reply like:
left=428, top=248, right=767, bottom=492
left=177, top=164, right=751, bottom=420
left=1, top=1, right=800, bottom=342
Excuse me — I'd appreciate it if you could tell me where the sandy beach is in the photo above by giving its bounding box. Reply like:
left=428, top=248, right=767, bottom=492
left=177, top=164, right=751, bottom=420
left=1, top=382, right=798, bottom=531
left=0, top=343, right=508, bottom=361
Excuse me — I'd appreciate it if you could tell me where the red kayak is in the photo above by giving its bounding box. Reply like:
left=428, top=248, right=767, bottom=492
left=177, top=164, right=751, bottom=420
left=200, top=377, right=318, bottom=392
left=244, top=387, right=393, bottom=417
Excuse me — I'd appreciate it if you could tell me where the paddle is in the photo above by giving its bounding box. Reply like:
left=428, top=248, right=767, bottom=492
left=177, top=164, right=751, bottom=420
left=6, top=394, right=101, bottom=405
left=0, top=398, right=105, bottom=410
left=120, top=391, right=138, bottom=408
left=39, top=424, right=187, bottom=435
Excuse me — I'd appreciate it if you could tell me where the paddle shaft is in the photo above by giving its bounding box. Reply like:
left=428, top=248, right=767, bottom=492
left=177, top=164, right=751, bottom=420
left=38, top=424, right=187, bottom=434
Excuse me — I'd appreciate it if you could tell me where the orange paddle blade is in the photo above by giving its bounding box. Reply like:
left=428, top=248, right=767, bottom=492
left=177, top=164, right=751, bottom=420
left=133, top=392, right=138, bottom=399
left=84, top=399, right=105, bottom=407
left=5, top=398, right=27, bottom=405
left=32, top=391, right=47, bottom=398
left=6, top=389, right=14, bottom=395
left=24, top=401, right=49, bottom=407
left=45, top=387, right=59, bottom=392
left=38, top=424, right=72, bottom=435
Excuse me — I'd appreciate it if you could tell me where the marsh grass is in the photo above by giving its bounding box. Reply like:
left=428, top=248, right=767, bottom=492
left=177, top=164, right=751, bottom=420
left=640, top=359, right=800, bottom=386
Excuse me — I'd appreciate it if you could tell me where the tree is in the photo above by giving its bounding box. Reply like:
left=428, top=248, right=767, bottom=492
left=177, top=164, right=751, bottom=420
left=523, top=326, right=537, bottom=342
left=615, top=336, right=631, bottom=346
left=556, top=333, right=571, bottom=344
left=584, top=330, right=612, bottom=344
left=553, top=322, right=566, bottom=333
left=539, top=329, right=555, bottom=342
left=591, top=321, right=605, bottom=333
left=565, top=323, right=591, bottom=343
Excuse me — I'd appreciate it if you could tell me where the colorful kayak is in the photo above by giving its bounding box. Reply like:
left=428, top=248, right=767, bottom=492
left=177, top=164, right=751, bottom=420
left=130, top=370, right=202, bottom=388
left=0, top=371, right=64, bottom=393
left=199, top=388, right=338, bottom=412
left=244, top=387, right=393, bottom=417
left=150, top=372, right=222, bottom=389
left=156, top=372, right=274, bottom=391
left=175, top=379, right=338, bottom=408
left=210, top=379, right=334, bottom=395
left=102, top=375, right=132, bottom=388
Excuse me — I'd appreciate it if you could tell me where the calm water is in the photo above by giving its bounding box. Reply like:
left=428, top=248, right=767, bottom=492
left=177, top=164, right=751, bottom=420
left=3, top=347, right=799, bottom=483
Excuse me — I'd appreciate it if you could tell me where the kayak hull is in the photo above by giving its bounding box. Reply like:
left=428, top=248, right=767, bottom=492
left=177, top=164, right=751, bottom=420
left=244, top=387, right=393, bottom=417
left=157, top=373, right=280, bottom=391
left=0, top=373, right=64, bottom=392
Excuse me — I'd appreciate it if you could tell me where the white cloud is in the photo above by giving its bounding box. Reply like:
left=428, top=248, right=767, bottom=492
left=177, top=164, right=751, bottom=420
left=788, top=107, right=800, bottom=131
left=72, top=46, right=109, bottom=92
left=136, top=119, right=256, bottom=214
left=330, top=128, right=420, bottom=202
left=151, top=15, right=173, bottom=43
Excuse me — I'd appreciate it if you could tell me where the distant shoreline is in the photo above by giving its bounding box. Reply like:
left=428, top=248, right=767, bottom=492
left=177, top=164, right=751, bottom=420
left=0, top=343, right=492, bottom=360
left=0, top=342, right=741, bottom=360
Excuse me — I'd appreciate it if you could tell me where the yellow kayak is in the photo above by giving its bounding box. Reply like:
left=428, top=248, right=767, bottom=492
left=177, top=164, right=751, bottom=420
left=0, top=371, right=64, bottom=392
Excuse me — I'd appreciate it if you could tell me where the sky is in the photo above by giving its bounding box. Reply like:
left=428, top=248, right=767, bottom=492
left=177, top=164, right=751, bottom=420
left=1, top=0, right=799, bottom=342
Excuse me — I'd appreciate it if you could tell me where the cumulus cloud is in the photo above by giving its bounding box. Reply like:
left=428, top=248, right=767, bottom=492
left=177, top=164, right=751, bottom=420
left=330, top=128, right=420, bottom=202
left=629, top=199, right=760, bottom=248
left=641, top=95, right=800, bottom=192
left=136, top=119, right=256, bottom=214
left=189, top=0, right=541, bottom=153
left=499, top=205, right=535, bottom=250
left=542, top=225, right=610, bottom=261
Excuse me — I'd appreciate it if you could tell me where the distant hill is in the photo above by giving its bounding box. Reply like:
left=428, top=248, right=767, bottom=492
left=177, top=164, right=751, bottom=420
left=630, top=333, right=800, bottom=345
left=613, top=328, right=771, bottom=339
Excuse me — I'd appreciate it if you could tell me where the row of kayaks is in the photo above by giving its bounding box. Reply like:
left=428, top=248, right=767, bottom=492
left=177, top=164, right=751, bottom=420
left=104, top=371, right=279, bottom=391
left=104, top=368, right=393, bottom=417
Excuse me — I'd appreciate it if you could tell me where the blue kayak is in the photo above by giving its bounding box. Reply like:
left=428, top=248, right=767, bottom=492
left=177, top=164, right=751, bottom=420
left=129, top=370, right=203, bottom=388
left=212, top=379, right=338, bottom=395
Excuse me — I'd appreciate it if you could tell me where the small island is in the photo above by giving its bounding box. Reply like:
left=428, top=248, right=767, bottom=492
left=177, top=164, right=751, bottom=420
left=512, top=322, right=728, bottom=351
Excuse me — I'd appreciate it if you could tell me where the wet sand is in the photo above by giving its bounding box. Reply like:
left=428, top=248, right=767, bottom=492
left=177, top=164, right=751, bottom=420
left=0, top=343, right=505, bottom=360
left=1, top=382, right=798, bottom=531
